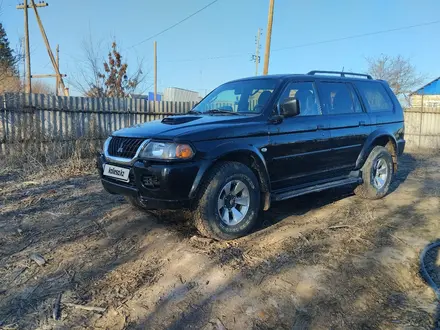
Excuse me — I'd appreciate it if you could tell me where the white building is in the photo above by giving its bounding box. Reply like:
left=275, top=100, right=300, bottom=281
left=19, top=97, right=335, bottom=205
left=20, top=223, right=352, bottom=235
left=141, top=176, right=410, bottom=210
left=163, top=87, right=201, bottom=103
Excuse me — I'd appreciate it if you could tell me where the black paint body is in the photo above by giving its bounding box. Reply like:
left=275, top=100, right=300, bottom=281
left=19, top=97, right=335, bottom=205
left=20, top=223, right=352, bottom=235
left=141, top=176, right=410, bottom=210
left=98, top=74, right=405, bottom=209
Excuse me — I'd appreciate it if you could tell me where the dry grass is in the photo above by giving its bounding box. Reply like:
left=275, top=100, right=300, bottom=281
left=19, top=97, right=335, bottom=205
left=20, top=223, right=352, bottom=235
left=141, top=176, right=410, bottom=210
left=1, top=140, right=97, bottom=181
left=1, top=101, right=104, bottom=178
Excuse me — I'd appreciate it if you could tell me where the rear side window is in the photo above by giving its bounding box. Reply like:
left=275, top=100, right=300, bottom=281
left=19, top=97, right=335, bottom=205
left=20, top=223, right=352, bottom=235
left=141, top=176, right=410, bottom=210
left=317, top=82, right=356, bottom=115
left=347, top=84, right=363, bottom=112
left=355, top=81, right=394, bottom=112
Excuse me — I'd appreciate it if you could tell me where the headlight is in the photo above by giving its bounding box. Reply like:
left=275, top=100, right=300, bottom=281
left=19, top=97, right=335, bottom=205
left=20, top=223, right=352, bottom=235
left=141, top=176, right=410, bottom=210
left=139, top=142, right=194, bottom=160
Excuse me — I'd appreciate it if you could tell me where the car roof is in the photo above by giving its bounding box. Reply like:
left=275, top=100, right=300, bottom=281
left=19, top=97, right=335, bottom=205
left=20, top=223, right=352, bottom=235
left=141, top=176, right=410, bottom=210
left=228, top=74, right=380, bottom=84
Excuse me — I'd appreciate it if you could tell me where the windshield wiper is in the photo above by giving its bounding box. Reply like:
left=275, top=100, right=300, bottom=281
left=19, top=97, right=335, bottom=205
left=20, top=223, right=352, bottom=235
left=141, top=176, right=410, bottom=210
left=187, top=110, right=202, bottom=114
left=205, top=109, right=240, bottom=115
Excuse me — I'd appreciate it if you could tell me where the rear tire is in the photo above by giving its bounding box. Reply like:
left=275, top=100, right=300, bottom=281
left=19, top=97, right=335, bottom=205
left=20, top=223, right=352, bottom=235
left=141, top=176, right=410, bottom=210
left=354, top=146, right=393, bottom=200
left=194, top=162, right=261, bottom=240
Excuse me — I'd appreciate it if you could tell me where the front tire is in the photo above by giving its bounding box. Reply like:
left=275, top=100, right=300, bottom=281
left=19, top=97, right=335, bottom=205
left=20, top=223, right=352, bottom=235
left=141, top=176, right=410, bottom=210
left=194, top=162, right=261, bottom=240
left=125, top=195, right=149, bottom=211
left=354, top=146, right=393, bottom=199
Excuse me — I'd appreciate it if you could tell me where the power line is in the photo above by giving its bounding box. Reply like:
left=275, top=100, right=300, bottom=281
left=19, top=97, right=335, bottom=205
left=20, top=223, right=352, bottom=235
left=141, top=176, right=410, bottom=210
left=127, top=0, right=219, bottom=50
left=272, top=20, right=440, bottom=52
left=159, top=52, right=249, bottom=63
left=151, top=19, right=440, bottom=64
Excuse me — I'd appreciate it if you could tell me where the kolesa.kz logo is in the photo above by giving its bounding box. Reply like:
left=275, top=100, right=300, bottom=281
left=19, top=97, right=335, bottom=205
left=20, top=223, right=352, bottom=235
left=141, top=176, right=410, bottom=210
left=108, top=167, right=125, bottom=177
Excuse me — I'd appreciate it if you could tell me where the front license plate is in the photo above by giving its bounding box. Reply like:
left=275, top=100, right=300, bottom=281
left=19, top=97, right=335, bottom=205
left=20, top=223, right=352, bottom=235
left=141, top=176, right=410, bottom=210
left=103, top=164, right=130, bottom=182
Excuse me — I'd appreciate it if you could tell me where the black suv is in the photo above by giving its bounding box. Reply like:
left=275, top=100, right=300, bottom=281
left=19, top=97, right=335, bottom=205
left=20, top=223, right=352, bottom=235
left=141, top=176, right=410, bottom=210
left=98, top=71, right=405, bottom=240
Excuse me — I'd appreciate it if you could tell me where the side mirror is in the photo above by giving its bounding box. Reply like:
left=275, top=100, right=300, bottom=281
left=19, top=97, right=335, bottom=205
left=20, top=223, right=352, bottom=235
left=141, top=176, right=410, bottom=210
left=280, top=97, right=300, bottom=118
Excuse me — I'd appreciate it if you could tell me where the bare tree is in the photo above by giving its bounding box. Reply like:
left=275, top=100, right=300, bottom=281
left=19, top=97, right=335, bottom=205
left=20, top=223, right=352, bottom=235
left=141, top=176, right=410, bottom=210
left=31, top=80, right=55, bottom=94
left=69, top=36, right=147, bottom=97
left=366, top=54, right=425, bottom=102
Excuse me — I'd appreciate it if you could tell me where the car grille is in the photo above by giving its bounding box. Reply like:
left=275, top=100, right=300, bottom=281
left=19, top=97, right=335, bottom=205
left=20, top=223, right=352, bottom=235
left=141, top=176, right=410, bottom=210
left=108, top=137, right=145, bottom=159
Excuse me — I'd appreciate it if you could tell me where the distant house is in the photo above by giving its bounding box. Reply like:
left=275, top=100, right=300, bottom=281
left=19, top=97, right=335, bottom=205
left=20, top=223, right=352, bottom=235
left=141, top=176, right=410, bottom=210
left=128, top=92, right=162, bottom=101
left=410, top=77, right=440, bottom=108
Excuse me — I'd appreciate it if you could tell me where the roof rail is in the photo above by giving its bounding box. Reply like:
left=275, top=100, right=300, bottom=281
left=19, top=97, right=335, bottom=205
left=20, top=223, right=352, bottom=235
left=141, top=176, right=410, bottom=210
left=308, top=70, right=373, bottom=80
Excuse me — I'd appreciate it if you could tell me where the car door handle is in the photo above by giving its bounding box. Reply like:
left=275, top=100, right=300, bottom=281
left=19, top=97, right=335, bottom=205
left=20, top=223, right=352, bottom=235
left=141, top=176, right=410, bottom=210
left=359, top=121, right=366, bottom=126
left=316, top=124, right=325, bottom=130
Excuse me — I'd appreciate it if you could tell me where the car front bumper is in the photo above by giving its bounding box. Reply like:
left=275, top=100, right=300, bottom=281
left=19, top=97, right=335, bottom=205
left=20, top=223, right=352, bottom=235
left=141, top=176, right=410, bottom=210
left=97, top=154, right=209, bottom=210
left=397, top=139, right=405, bottom=156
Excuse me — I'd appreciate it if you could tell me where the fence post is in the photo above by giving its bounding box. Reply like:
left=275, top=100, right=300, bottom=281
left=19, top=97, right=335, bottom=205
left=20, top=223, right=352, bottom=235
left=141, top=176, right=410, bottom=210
left=0, top=95, right=4, bottom=155
left=418, top=94, right=424, bottom=147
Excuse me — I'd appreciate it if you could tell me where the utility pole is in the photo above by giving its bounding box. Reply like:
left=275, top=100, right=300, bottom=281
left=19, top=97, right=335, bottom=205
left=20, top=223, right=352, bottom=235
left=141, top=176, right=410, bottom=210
left=17, top=1, right=49, bottom=93
left=252, top=28, right=262, bottom=76
left=29, top=0, right=68, bottom=96
left=17, top=1, right=47, bottom=93
left=263, top=0, right=274, bottom=75
left=154, top=41, right=157, bottom=101
left=22, top=38, right=26, bottom=85
left=56, top=44, right=60, bottom=96
left=23, top=0, right=31, bottom=93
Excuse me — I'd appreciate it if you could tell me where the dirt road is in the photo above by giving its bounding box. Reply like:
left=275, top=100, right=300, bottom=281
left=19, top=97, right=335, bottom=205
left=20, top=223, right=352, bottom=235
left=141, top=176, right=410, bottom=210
left=1, top=152, right=439, bottom=329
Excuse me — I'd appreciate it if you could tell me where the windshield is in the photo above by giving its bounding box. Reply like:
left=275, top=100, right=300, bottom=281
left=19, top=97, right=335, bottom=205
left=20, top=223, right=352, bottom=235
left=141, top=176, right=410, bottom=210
left=192, top=79, right=279, bottom=114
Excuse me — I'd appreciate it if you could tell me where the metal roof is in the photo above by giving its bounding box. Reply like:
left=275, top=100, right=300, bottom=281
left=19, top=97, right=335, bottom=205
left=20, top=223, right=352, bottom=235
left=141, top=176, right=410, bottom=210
left=411, top=77, right=440, bottom=95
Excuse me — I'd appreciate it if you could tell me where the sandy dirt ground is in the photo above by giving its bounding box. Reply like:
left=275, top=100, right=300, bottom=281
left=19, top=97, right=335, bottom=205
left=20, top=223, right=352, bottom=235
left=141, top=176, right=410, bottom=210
left=0, top=152, right=439, bottom=330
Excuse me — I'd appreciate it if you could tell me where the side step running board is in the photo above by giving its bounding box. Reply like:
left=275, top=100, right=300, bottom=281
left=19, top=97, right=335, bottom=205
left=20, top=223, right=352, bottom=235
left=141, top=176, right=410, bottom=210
left=272, top=177, right=362, bottom=202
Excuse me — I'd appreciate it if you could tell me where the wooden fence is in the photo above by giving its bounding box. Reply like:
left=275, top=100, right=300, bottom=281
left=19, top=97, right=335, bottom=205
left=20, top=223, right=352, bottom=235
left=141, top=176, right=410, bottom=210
left=1, top=93, right=439, bottom=160
left=404, top=107, right=440, bottom=149
left=0, top=93, right=195, bottom=159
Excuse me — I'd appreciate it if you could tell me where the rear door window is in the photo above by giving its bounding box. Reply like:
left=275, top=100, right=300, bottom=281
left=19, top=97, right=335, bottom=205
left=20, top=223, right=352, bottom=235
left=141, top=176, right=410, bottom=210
left=317, top=82, right=356, bottom=115
left=355, top=81, right=394, bottom=112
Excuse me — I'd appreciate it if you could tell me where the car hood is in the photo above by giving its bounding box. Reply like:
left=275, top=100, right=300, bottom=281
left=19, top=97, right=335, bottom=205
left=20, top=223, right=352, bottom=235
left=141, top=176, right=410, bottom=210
left=112, top=114, right=266, bottom=141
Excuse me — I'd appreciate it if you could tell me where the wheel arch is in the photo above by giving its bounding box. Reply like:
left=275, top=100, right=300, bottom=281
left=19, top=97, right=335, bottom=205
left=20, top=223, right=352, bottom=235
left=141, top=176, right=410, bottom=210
left=356, top=130, right=398, bottom=172
left=189, top=143, right=271, bottom=209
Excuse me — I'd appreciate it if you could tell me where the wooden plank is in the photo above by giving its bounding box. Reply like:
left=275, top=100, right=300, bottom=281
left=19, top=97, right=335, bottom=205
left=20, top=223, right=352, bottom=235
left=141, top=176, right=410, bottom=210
left=14, top=95, right=22, bottom=155
left=88, top=97, right=94, bottom=139
left=104, top=97, right=110, bottom=136
left=45, top=95, right=52, bottom=158
left=142, top=99, right=146, bottom=124
left=4, top=106, right=10, bottom=156
left=157, top=101, right=161, bottom=119
left=26, top=94, right=33, bottom=153
left=0, top=95, right=5, bottom=155
left=69, top=99, right=75, bottom=156
left=52, top=95, right=58, bottom=153
left=97, top=97, right=103, bottom=139
left=135, top=98, right=140, bottom=125
left=120, top=99, right=124, bottom=128
left=79, top=96, right=85, bottom=138
left=22, top=95, right=29, bottom=153
left=129, top=98, right=133, bottom=126
left=40, top=97, right=47, bottom=157
left=57, top=96, right=63, bottom=152
left=103, top=104, right=108, bottom=138
left=35, top=95, right=42, bottom=155
left=66, top=97, right=72, bottom=154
